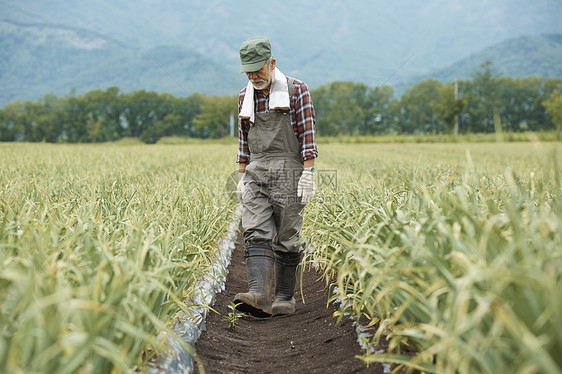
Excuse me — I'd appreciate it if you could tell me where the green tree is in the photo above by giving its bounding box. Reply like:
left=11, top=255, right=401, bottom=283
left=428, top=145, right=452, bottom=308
left=86, top=113, right=104, bottom=142
left=400, top=79, right=442, bottom=134
left=496, top=76, right=532, bottom=132
left=433, top=83, right=466, bottom=135
left=543, top=90, right=562, bottom=139
left=0, top=101, right=25, bottom=141
left=362, top=85, right=396, bottom=135
left=82, top=87, right=123, bottom=142
left=462, top=61, right=502, bottom=133
left=176, top=94, right=203, bottom=137
left=122, top=90, right=161, bottom=138
left=312, top=81, right=369, bottom=136
left=59, top=95, right=89, bottom=143
left=193, top=95, right=237, bottom=139
left=140, top=113, right=183, bottom=144
left=18, top=93, right=60, bottom=142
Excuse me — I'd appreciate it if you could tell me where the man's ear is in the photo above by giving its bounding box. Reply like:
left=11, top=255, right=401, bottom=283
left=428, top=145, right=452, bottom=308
left=270, top=58, right=276, bottom=70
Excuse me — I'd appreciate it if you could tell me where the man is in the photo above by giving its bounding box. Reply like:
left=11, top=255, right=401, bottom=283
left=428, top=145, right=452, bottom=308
left=234, top=37, right=318, bottom=318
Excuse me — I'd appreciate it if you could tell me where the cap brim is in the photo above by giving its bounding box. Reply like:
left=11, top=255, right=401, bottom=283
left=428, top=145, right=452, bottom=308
left=240, top=59, right=267, bottom=73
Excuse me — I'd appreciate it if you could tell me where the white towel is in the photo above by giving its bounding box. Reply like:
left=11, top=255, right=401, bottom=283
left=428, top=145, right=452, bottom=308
left=239, top=68, right=291, bottom=124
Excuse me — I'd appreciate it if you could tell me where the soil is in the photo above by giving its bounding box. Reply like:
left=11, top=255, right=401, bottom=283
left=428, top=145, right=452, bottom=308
left=193, top=227, right=385, bottom=374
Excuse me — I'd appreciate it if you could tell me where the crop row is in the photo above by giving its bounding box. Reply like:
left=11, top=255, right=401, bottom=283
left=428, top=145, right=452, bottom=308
left=304, top=143, right=562, bottom=373
left=0, top=143, right=237, bottom=373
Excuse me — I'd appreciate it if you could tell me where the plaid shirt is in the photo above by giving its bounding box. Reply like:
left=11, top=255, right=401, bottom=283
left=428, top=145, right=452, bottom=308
left=237, top=77, right=318, bottom=164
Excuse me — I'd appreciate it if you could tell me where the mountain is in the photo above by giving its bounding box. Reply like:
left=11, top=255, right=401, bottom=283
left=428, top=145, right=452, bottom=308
left=394, top=33, right=562, bottom=95
left=0, top=21, right=246, bottom=105
left=1, top=0, right=561, bottom=105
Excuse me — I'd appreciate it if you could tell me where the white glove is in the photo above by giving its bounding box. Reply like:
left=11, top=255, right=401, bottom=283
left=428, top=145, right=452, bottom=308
left=297, top=170, right=315, bottom=204
left=237, top=172, right=245, bottom=204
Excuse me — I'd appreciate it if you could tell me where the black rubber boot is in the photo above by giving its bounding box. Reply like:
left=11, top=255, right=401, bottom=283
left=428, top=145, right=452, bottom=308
left=271, top=251, right=301, bottom=316
left=233, top=244, right=274, bottom=318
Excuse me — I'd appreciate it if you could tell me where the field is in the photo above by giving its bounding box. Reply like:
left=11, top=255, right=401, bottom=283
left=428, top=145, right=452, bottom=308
left=0, top=143, right=238, bottom=372
left=1, top=141, right=561, bottom=373
left=305, top=141, right=562, bottom=373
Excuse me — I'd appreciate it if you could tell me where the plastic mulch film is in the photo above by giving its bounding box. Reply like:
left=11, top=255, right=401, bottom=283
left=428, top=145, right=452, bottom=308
left=148, top=209, right=384, bottom=373
left=331, top=286, right=391, bottom=374
left=307, top=245, right=388, bottom=372
left=147, top=209, right=241, bottom=374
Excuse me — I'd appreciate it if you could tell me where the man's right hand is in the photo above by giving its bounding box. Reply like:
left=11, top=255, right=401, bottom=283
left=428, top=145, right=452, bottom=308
left=237, top=172, right=245, bottom=204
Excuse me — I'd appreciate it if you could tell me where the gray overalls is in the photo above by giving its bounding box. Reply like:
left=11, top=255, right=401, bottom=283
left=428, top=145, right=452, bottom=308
left=241, top=108, right=305, bottom=255
left=234, top=80, right=308, bottom=317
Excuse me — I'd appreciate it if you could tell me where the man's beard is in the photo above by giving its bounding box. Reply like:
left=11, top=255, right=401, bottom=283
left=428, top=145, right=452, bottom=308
left=251, top=79, right=269, bottom=90
left=250, top=72, right=273, bottom=91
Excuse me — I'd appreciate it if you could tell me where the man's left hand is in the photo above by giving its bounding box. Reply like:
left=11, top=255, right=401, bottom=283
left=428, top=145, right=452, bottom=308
left=297, top=170, right=315, bottom=204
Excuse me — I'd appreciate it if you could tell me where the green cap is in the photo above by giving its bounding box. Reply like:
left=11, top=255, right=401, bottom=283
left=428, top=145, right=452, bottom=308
left=239, top=37, right=272, bottom=73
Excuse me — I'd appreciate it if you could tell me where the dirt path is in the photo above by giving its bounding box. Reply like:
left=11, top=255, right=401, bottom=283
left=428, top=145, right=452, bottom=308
left=193, top=228, right=384, bottom=373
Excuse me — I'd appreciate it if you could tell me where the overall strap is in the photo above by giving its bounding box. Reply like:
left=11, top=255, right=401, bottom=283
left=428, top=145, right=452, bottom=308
left=287, top=77, right=296, bottom=99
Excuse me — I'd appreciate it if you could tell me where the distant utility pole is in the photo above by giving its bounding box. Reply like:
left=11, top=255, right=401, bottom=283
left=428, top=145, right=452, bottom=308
left=229, top=112, right=235, bottom=137
left=494, top=107, right=503, bottom=143
left=454, top=79, right=459, bottom=136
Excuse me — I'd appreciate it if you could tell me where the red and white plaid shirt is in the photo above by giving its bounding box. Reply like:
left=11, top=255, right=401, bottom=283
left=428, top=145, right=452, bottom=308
left=237, top=77, right=318, bottom=164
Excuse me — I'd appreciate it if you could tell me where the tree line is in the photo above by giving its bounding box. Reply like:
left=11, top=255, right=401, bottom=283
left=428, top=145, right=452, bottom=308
left=0, top=88, right=235, bottom=144
left=1, top=62, right=561, bottom=143
left=314, top=62, right=562, bottom=136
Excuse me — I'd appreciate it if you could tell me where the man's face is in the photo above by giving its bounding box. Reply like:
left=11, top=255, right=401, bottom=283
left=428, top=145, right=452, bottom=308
left=246, top=59, right=276, bottom=91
